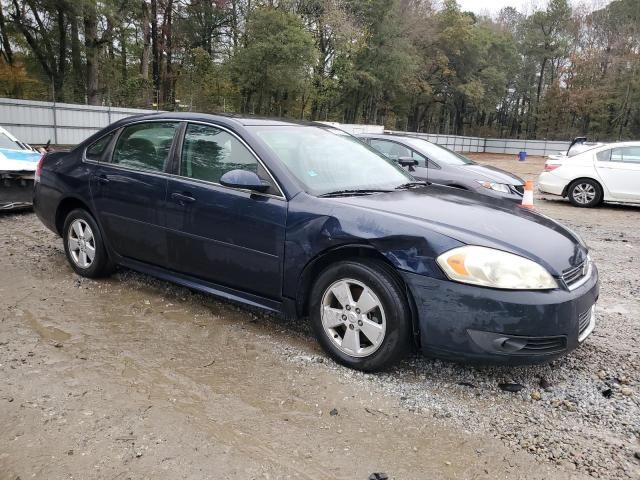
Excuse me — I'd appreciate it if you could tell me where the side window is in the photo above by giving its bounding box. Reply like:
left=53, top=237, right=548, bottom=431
left=611, top=148, right=623, bottom=162
left=112, top=122, right=178, bottom=172
left=427, top=159, right=439, bottom=169
left=369, top=139, right=426, bottom=167
left=181, top=123, right=261, bottom=184
left=611, top=147, right=640, bottom=164
left=596, top=149, right=611, bottom=162
left=370, top=139, right=409, bottom=159
left=85, top=132, right=115, bottom=162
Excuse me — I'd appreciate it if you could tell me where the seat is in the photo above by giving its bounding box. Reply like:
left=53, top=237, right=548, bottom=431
left=119, top=137, right=160, bottom=171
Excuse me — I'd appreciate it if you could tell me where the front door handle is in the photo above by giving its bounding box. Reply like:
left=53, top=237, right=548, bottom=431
left=171, top=192, right=196, bottom=205
left=93, top=174, right=110, bottom=184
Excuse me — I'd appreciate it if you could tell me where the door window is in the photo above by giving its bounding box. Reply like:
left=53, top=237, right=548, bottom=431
left=86, top=132, right=116, bottom=162
left=112, top=122, right=178, bottom=172
left=369, top=139, right=427, bottom=166
left=610, top=147, right=640, bottom=164
left=181, top=123, right=261, bottom=184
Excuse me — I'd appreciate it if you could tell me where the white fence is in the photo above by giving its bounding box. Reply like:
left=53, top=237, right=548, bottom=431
left=386, top=130, right=572, bottom=156
left=0, top=98, right=157, bottom=145
left=386, top=132, right=486, bottom=153
left=0, top=97, right=572, bottom=156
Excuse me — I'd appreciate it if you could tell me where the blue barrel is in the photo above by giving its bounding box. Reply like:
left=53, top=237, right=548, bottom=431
left=518, top=151, right=527, bottom=161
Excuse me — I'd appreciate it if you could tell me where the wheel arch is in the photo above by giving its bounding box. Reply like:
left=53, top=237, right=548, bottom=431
left=55, top=196, right=95, bottom=236
left=562, top=176, right=604, bottom=198
left=294, top=244, right=421, bottom=347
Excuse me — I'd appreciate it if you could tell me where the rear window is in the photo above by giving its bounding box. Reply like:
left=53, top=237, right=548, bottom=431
left=568, top=143, right=602, bottom=157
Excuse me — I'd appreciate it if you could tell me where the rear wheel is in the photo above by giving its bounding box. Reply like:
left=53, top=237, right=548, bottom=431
left=567, top=179, right=602, bottom=207
left=63, top=209, right=113, bottom=278
left=309, top=259, right=412, bottom=372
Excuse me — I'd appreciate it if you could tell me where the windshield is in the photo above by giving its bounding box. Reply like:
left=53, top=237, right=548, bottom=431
left=403, top=137, right=474, bottom=165
left=251, top=126, right=413, bottom=195
left=0, top=131, right=21, bottom=150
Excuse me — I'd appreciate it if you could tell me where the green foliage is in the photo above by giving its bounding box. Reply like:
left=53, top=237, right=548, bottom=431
left=1, top=0, right=640, bottom=140
left=231, top=7, right=316, bottom=116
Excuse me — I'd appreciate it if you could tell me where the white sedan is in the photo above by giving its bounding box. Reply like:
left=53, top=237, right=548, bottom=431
left=539, top=142, right=640, bottom=207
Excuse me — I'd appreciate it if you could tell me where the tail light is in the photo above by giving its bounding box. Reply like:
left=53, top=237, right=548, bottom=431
left=34, top=154, right=46, bottom=182
left=544, top=163, right=560, bottom=172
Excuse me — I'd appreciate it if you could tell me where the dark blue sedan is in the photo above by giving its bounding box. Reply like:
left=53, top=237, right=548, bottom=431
left=33, top=113, right=599, bottom=371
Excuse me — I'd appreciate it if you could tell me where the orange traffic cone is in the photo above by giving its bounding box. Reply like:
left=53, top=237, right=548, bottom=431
left=521, top=180, right=534, bottom=209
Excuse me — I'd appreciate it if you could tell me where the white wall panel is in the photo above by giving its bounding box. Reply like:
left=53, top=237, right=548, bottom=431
left=0, top=97, right=157, bottom=145
left=1, top=98, right=578, bottom=154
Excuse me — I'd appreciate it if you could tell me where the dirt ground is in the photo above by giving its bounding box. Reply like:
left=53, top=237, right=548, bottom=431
left=1, top=154, right=638, bottom=480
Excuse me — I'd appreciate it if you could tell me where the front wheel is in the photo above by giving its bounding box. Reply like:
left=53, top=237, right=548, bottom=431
left=567, top=179, right=602, bottom=207
left=309, top=259, right=412, bottom=372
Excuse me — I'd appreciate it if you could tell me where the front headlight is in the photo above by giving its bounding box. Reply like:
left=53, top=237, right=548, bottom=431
left=475, top=180, right=510, bottom=194
left=437, top=246, right=558, bottom=290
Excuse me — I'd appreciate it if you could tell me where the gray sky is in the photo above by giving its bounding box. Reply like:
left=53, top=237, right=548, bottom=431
left=457, top=0, right=613, bottom=16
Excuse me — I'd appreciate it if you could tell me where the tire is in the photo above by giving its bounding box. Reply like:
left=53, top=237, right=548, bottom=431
left=309, top=259, right=412, bottom=372
left=62, top=208, right=113, bottom=278
left=567, top=179, right=603, bottom=208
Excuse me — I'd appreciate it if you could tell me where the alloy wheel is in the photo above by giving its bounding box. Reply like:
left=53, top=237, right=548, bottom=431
left=572, top=183, right=596, bottom=205
left=68, top=219, right=96, bottom=268
left=320, top=278, right=387, bottom=358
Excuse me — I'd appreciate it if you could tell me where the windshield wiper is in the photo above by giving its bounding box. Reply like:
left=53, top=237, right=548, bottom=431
left=319, top=189, right=394, bottom=198
left=395, top=181, right=429, bottom=190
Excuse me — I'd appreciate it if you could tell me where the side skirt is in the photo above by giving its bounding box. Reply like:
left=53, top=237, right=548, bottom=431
left=119, top=257, right=283, bottom=314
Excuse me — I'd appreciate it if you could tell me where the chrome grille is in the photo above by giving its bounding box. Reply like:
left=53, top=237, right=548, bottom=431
left=578, top=305, right=596, bottom=342
left=562, top=258, right=590, bottom=289
left=578, top=309, right=591, bottom=334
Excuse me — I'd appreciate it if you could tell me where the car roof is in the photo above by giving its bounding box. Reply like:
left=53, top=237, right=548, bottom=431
left=576, top=141, right=640, bottom=153
left=113, top=111, right=325, bottom=128
left=356, top=133, right=440, bottom=145
left=357, top=133, right=414, bottom=140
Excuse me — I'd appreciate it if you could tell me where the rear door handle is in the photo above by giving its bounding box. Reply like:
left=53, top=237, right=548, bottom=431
left=92, top=174, right=110, bottom=184
left=171, top=192, right=196, bottom=205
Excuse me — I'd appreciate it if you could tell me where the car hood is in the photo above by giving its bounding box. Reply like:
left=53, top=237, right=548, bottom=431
left=332, top=186, right=587, bottom=275
left=455, top=164, right=524, bottom=185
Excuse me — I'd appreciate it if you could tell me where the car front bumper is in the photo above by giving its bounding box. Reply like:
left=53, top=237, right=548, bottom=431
left=538, top=172, right=567, bottom=196
left=401, top=265, right=599, bottom=364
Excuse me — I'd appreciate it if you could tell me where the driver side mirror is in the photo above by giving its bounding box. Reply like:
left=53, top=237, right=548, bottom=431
left=397, top=156, right=419, bottom=168
left=219, top=169, right=271, bottom=193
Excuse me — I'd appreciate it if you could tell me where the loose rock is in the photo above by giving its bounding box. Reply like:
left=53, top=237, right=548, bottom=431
left=499, top=383, right=524, bottom=393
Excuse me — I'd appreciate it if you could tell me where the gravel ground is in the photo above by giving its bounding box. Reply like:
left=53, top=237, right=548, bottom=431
left=0, top=154, right=638, bottom=479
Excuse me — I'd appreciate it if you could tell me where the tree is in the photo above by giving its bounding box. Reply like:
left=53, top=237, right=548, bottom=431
left=231, top=7, right=316, bottom=116
left=9, top=0, right=69, bottom=101
left=0, top=0, right=638, bottom=141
